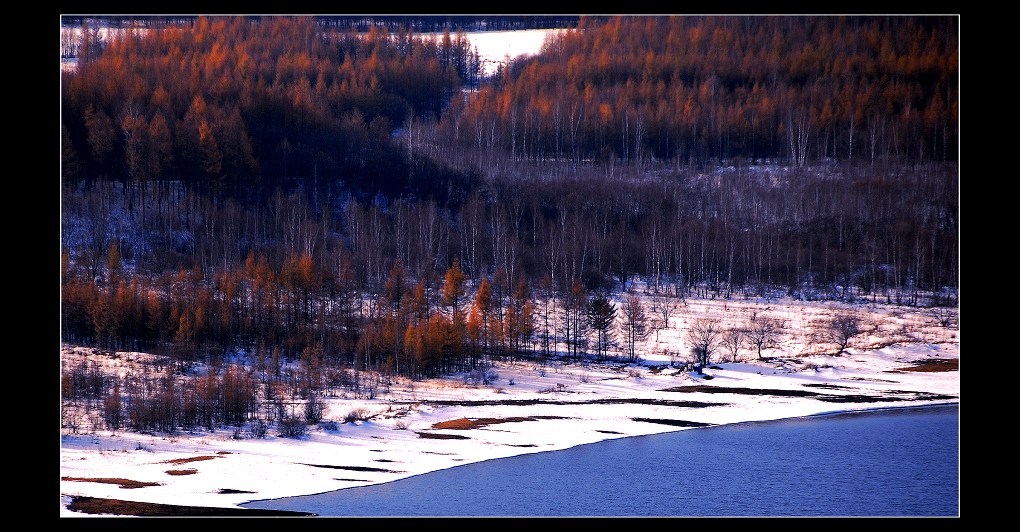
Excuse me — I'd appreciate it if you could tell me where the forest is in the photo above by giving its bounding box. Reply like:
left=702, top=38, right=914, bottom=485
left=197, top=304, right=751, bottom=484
left=60, top=15, right=958, bottom=431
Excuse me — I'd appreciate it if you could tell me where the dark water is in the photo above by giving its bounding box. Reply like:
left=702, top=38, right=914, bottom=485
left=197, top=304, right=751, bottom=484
left=242, top=404, right=959, bottom=517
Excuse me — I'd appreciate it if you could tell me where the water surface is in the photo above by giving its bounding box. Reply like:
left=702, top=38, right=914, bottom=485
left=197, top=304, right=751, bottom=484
left=243, top=404, right=959, bottom=517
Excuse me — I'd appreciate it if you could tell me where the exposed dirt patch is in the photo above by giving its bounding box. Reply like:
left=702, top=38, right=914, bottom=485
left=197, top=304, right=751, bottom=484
left=846, top=377, right=899, bottom=383
left=419, top=398, right=720, bottom=408
left=432, top=416, right=538, bottom=430
left=660, top=385, right=820, bottom=397
left=162, top=455, right=221, bottom=465
left=65, top=496, right=315, bottom=516
left=216, top=488, right=255, bottom=494
left=165, top=469, right=197, bottom=476
left=660, top=384, right=955, bottom=404
left=631, top=417, right=714, bottom=428
left=62, top=477, right=163, bottom=489
left=435, top=414, right=715, bottom=431
left=897, top=359, right=959, bottom=372
left=299, top=463, right=403, bottom=473
left=814, top=395, right=905, bottom=403
left=802, top=383, right=854, bottom=390
left=416, top=431, right=470, bottom=439
left=814, top=391, right=956, bottom=403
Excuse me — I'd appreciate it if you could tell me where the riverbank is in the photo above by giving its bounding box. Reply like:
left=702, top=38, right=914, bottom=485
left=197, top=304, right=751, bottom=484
left=60, top=326, right=959, bottom=516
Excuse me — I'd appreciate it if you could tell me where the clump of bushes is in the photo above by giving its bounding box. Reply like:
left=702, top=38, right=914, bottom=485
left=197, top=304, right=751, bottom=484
left=304, top=395, right=324, bottom=423
left=278, top=416, right=307, bottom=438
left=344, top=408, right=371, bottom=423
left=248, top=419, right=268, bottom=438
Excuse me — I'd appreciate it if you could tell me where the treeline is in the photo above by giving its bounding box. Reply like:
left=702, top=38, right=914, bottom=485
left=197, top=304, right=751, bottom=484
left=62, top=15, right=959, bottom=197
left=314, top=15, right=579, bottom=32
left=61, top=156, right=956, bottom=372
left=440, top=16, right=957, bottom=166
left=61, top=16, right=481, bottom=202
left=61, top=15, right=579, bottom=32
left=62, top=219, right=545, bottom=380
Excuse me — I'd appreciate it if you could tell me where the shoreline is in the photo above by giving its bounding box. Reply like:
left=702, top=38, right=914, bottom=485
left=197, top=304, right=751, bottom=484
left=240, top=400, right=961, bottom=511
left=61, top=336, right=959, bottom=517
left=786, top=400, right=960, bottom=421
left=63, top=399, right=959, bottom=517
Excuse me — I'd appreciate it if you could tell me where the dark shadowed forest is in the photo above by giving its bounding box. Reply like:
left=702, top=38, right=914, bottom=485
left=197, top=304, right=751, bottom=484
left=60, top=15, right=957, bottom=431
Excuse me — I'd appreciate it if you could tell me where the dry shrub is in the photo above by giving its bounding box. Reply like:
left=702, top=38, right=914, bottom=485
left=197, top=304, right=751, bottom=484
left=247, top=418, right=268, bottom=439
left=344, top=408, right=371, bottom=423
left=278, top=416, right=307, bottom=438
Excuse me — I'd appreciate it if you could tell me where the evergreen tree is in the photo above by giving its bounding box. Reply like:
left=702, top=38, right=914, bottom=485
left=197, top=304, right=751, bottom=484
left=587, top=293, right=616, bottom=360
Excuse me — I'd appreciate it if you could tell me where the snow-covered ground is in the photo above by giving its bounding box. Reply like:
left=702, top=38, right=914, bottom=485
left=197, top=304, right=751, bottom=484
left=59, top=294, right=959, bottom=517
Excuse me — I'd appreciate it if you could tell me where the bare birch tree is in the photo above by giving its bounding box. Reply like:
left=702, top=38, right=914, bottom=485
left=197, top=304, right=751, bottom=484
left=685, top=318, right=720, bottom=370
left=620, top=293, right=649, bottom=362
